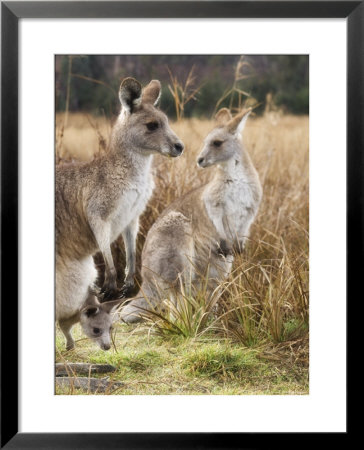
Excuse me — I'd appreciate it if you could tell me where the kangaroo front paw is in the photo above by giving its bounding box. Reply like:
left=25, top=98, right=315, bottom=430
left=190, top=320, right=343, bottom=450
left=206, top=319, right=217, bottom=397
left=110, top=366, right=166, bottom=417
left=217, top=239, right=233, bottom=258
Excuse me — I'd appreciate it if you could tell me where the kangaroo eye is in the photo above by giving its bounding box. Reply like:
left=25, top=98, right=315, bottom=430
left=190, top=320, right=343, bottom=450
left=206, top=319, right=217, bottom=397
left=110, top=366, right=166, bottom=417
left=146, top=121, right=158, bottom=131
left=213, top=140, right=223, bottom=147
left=93, top=327, right=101, bottom=335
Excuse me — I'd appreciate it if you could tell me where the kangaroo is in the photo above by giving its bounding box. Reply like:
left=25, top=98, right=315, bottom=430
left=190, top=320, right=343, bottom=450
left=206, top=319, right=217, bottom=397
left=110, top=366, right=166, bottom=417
left=120, top=108, right=262, bottom=323
left=56, top=77, right=184, bottom=348
left=58, top=287, right=120, bottom=351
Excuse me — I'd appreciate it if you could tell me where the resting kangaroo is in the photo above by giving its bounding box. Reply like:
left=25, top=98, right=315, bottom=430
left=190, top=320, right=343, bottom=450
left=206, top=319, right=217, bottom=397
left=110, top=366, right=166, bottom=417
left=56, top=77, right=184, bottom=349
left=121, top=108, right=262, bottom=323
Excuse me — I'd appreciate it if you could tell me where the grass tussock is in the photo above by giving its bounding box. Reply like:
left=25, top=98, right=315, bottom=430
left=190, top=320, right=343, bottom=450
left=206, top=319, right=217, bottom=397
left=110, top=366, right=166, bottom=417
left=183, top=346, right=259, bottom=379
left=55, top=109, right=309, bottom=395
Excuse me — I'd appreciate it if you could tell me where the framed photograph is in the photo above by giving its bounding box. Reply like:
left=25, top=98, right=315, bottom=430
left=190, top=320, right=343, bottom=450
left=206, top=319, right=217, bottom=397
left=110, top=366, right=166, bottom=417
left=1, top=1, right=360, bottom=447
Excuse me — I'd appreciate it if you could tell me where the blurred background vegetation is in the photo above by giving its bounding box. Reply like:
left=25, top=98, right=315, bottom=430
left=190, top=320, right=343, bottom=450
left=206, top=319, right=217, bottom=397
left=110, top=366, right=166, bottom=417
left=55, top=55, right=308, bottom=119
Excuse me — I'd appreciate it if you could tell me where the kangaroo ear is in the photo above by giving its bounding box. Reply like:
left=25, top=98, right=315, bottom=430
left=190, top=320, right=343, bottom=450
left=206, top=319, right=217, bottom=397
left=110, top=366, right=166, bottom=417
left=81, top=292, right=100, bottom=317
left=142, top=80, right=161, bottom=105
left=84, top=291, right=100, bottom=307
left=119, top=77, right=142, bottom=113
left=81, top=305, right=100, bottom=318
left=227, top=108, right=252, bottom=134
left=101, top=299, right=123, bottom=314
left=215, top=108, right=232, bottom=125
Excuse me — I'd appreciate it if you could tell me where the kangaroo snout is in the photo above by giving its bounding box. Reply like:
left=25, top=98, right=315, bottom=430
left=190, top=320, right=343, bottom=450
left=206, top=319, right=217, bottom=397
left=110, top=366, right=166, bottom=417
left=171, top=141, right=184, bottom=157
left=197, top=156, right=208, bottom=168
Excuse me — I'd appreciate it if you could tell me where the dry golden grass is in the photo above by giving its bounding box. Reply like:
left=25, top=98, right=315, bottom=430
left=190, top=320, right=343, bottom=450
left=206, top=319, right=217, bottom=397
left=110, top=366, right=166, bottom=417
left=56, top=113, right=111, bottom=162
left=55, top=111, right=309, bottom=394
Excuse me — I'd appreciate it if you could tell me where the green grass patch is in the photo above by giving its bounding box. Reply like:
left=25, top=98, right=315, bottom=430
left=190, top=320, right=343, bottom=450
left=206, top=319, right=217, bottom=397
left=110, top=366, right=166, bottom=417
left=182, top=345, right=258, bottom=379
left=55, top=322, right=308, bottom=395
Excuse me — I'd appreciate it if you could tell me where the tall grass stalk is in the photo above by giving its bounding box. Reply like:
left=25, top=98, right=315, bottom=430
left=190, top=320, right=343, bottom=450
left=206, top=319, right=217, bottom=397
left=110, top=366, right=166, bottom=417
left=167, top=66, right=202, bottom=120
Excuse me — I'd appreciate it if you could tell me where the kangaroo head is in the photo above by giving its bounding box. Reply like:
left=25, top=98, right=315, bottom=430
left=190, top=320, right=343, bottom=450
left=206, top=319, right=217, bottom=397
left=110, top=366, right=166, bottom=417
left=197, top=108, right=252, bottom=168
left=79, top=294, right=121, bottom=351
left=116, top=77, right=184, bottom=157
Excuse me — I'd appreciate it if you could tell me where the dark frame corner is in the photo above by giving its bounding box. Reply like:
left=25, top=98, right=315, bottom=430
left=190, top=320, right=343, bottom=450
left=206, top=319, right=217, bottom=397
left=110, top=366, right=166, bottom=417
left=1, top=1, right=361, bottom=448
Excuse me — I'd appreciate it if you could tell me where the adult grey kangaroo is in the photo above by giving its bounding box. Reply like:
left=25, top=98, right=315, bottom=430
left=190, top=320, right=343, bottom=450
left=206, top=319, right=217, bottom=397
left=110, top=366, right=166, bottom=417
left=56, top=77, right=184, bottom=349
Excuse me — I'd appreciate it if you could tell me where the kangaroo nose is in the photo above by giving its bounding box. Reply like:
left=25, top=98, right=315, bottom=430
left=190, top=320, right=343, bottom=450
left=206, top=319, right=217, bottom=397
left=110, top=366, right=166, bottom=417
left=198, top=157, right=204, bottom=166
left=174, top=142, right=184, bottom=154
left=103, top=343, right=111, bottom=351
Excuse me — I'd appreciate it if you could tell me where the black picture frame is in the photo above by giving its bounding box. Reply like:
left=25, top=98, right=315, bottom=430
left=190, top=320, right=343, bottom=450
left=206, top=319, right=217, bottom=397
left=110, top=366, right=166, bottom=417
left=1, top=1, right=360, bottom=448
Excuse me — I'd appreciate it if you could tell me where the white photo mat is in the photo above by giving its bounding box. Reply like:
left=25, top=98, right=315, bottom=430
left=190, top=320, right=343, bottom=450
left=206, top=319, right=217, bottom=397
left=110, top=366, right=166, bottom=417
left=19, top=18, right=346, bottom=432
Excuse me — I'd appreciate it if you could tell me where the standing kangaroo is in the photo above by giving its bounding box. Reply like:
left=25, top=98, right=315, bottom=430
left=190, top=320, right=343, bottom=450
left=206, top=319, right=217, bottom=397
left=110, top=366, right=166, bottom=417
left=121, top=108, right=262, bottom=323
left=56, top=77, right=184, bottom=349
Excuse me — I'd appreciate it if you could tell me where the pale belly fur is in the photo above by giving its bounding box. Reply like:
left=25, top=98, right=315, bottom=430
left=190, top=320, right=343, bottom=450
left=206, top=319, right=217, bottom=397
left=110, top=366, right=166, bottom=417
left=205, top=181, right=256, bottom=241
left=223, top=183, right=256, bottom=236
left=110, top=177, right=154, bottom=242
left=56, top=255, right=97, bottom=320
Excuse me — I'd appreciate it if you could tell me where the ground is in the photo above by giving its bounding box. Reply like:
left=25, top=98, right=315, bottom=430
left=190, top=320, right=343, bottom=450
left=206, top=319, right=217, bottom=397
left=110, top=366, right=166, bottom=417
left=56, top=322, right=308, bottom=395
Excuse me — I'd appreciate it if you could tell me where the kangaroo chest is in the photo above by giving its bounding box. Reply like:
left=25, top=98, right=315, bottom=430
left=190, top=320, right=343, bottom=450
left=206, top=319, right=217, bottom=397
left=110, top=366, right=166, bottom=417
left=110, top=174, right=154, bottom=241
left=204, top=179, right=256, bottom=240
